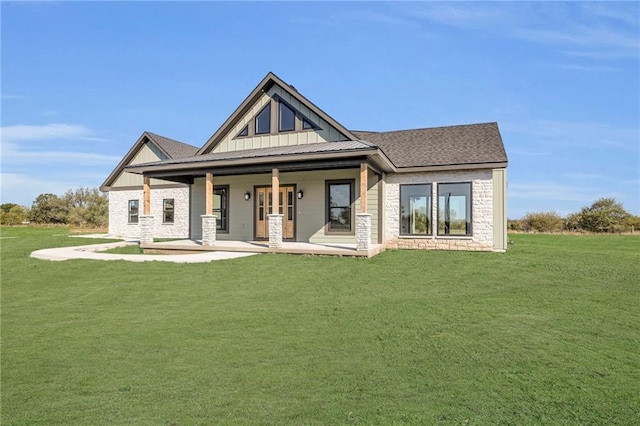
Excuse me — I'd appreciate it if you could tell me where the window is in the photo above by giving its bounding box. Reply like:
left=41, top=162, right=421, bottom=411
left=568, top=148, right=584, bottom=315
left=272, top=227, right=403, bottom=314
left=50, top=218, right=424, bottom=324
left=400, top=184, right=432, bottom=235
left=128, top=200, right=139, bottom=224
left=235, top=99, right=320, bottom=139
left=279, top=102, right=295, bottom=132
left=438, top=182, right=472, bottom=236
left=326, top=180, right=354, bottom=233
left=213, top=186, right=228, bottom=232
left=255, top=103, right=271, bottom=134
left=302, top=117, right=317, bottom=130
left=287, top=190, right=294, bottom=221
left=163, top=199, right=174, bottom=223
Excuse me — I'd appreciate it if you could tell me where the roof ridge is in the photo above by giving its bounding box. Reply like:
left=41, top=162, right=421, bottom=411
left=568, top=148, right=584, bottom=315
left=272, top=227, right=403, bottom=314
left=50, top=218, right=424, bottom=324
left=144, top=131, right=199, bottom=159
left=363, top=122, right=498, bottom=136
left=144, top=131, right=198, bottom=148
left=349, top=129, right=379, bottom=134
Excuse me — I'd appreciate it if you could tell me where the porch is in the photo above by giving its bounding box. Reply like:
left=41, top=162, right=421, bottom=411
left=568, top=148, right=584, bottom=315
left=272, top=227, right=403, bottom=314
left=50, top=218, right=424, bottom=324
left=140, top=239, right=385, bottom=258
left=125, top=140, right=395, bottom=253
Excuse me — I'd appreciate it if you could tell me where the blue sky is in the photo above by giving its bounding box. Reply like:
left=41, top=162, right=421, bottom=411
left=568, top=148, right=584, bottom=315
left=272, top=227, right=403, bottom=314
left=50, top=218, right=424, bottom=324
left=2, top=1, right=638, bottom=218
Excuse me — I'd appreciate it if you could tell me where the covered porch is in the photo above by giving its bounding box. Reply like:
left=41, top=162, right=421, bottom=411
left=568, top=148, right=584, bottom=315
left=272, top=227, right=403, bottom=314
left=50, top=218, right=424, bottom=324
left=125, top=141, right=395, bottom=255
left=140, top=238, right=385, bottom=258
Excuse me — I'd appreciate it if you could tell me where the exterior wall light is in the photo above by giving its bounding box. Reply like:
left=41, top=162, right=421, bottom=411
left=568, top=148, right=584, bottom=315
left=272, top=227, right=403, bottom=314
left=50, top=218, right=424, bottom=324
left=297, top=190, right=304, bottom=199
left=244, top=191, right=251, bottom=201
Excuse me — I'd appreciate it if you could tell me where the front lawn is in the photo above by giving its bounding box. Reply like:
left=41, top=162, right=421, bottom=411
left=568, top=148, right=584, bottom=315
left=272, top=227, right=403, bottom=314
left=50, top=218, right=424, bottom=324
left=1, top=228, right=638, bottom=424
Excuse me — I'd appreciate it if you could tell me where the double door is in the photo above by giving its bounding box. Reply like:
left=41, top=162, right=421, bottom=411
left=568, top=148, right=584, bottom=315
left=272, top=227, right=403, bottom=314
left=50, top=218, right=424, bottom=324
left=255, top=186, right=295, bottom=240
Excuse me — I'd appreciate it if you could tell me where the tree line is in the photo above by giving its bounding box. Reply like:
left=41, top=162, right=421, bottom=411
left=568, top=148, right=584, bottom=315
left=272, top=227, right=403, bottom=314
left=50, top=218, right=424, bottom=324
left=1, top=187, right=108, bottom=228
left=509, top=198, right=640, bottom=233
left=1, top=191, right=637, bottom=233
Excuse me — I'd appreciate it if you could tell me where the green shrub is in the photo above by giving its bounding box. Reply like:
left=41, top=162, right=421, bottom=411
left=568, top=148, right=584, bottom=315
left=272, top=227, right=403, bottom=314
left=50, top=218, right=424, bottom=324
left=521, top=211, right=564, bottom=233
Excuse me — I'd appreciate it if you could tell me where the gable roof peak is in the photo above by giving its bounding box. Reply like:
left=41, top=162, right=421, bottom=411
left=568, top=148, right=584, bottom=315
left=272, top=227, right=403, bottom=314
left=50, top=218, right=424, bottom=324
left=100, top=131, right=199, bottom=190
left=197, top=72, right=357, bottom=155
left=143, top=131, right=199, bottom=159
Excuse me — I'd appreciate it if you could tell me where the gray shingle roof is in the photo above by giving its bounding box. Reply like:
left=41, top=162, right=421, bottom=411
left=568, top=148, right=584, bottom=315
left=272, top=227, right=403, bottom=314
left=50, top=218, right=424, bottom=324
left=146, top=132, right=199, bottom=159
left=352, top=122, right=507, bottom=168
left=127, top=123, right=507, bottom=172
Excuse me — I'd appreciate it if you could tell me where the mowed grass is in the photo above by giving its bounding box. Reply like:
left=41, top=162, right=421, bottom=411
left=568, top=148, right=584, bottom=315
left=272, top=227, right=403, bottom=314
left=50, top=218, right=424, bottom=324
left=1, top=227, right=638, bottom=424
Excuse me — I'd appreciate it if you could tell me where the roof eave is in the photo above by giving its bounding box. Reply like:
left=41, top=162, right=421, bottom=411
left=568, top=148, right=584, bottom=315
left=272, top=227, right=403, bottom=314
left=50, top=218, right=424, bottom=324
left=125, top=148, right=385, bottom=175
left=394, top=161, right=508, bottom=173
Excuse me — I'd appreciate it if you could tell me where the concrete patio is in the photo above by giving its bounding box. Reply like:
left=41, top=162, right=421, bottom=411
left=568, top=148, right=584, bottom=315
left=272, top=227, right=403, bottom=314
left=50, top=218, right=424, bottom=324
left=31, top=240, right=259, bottom=263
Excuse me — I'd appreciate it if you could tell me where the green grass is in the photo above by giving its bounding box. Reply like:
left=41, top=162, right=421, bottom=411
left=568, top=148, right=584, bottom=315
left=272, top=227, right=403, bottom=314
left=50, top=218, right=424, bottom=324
left=2, top=228, right=639, bottom=424
left=100, top=244, right=144, bottom=255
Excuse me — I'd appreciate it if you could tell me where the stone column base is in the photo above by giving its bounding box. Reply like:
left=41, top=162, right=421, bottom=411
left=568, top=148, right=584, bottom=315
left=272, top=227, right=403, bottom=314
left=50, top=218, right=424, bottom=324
left=268, top=214, right=283, bottom=249
left=139, top=215, right=154, bottom=244
left=201, top=215, right=217, bottom=247
left=356, top=213, right=372, bottom=251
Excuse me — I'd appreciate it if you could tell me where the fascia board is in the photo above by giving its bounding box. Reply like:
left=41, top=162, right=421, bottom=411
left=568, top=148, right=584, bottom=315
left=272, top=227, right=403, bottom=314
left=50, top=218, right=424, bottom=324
left=125, top=148, right=381, bottom=175
left=394, top=162, right=508, bottom=173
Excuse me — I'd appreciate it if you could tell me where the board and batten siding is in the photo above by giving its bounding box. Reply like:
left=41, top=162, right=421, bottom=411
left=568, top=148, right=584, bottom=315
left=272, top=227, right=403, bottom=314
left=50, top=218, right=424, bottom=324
left=111, top=143, right=176, bottom=188
left=366, top=170, right=381, bottom=244
left=492, top=168, right=508, bottom=252
left=212, top=85, right=348, bottom=154
left=189, top=168, right=378, bottom=244
left=190, top=173, right=274, bottom=241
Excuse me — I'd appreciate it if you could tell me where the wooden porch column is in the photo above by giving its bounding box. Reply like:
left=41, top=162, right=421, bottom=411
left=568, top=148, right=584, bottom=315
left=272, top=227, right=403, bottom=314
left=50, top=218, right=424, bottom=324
left=356, top=163, right=371, bottom=251
left=202, top=172, right=216, bottom=246
left=360, top=163, right=368, bottom=213
left=271, top=168, right=279, bottom=208
left=143, top=176, right=151, bottom=215
left=205, top=172, right=213, bottom=215
left=140, top=175, right=154, bottom=244
left=268, top=168, right=283, bottom=248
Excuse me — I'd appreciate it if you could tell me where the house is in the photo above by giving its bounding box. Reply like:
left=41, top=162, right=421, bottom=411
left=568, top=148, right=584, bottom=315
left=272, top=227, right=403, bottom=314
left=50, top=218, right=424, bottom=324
left=100, top=72, right=508, bottom=253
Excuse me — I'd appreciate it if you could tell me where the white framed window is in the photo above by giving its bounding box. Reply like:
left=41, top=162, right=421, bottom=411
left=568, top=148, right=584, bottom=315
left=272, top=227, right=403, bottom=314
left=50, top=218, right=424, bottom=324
left=163, top=199, right=174, bottom=223
left=128, top=200, right=139, bottom=224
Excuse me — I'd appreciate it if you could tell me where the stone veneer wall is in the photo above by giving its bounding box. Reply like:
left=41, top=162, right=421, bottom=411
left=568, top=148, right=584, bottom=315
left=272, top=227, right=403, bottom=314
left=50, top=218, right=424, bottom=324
left=108, top=186, right=190, bottom=239
left=384, top=170, right=494, bottom=251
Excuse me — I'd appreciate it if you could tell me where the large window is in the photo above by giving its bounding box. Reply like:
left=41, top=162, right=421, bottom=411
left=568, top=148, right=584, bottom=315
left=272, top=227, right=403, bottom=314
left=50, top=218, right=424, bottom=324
left=279, top=101, right=295, bottom=132
left=326, top=180, right=354, bottom=233
left=213, top=186, right=228, bottom=232
left=255, top=104, right=271, bottom=134
left=235, top=99, right=321, bottom=139
left=438, top=182, right=472, bottom=236
left=400, top=184, right=432, bottom=235
left=128, top=200, right=139, bottom=224
left=163, top=199, right=174, bottom=223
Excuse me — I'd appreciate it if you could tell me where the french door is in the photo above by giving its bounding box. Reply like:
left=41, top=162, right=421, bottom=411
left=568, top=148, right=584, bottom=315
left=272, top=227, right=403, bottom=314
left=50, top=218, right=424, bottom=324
left=255, top=186, right=295, bottom=240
